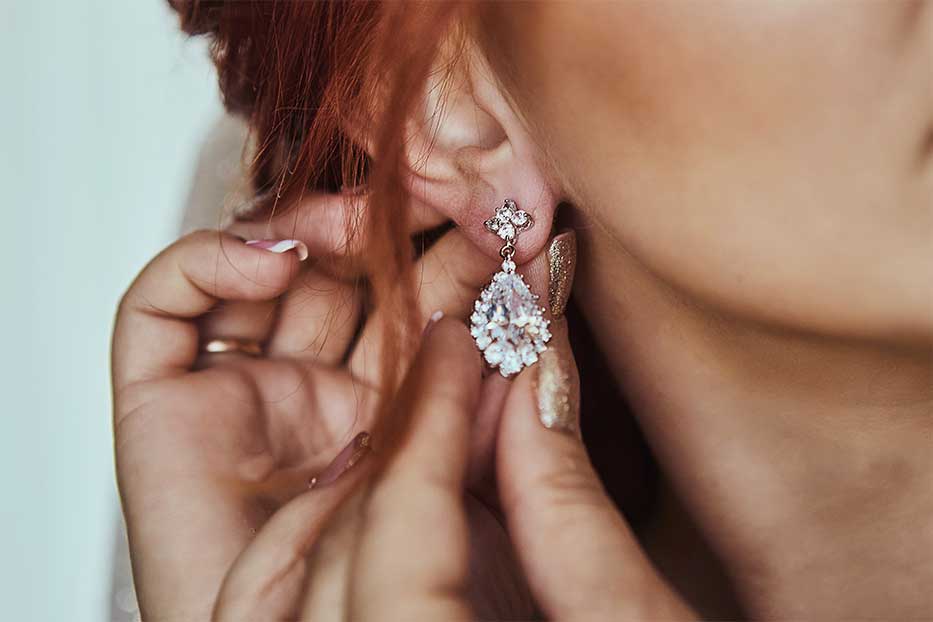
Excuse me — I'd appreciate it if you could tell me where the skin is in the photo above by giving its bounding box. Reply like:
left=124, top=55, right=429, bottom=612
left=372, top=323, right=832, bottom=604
left=483, top=0, right=932, bottom=342
left=479, top=0, right=933, bottom=618
left=116, top=1, right=931, bottom=619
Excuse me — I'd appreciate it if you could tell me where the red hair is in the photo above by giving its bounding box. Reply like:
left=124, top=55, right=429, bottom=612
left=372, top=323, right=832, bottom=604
left=169, top=0, right=461, bottom=435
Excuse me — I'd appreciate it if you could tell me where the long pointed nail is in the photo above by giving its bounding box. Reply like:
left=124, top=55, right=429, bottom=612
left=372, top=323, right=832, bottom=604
left=547, top=230, right=577, bottom=319
left=533, top=328, right=580, bottom=435
left=308, top=432, right=371, bottom=489
left=245, top=239, right=309, bottom=261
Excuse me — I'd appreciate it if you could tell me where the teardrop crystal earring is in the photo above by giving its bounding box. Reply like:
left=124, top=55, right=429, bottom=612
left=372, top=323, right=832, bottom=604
left=470, top=199, right=552, bottom=377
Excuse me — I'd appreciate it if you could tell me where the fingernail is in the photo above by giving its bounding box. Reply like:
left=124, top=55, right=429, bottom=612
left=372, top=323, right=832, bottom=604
left=422, top=310, right=444, bottom=339
left=546, top=230, right=577, bottom=319
left=308, top=432, right=371, bottom=489
left=244, top=239, right=309, bottom=261
left=532, top=334, right=579, bottom=434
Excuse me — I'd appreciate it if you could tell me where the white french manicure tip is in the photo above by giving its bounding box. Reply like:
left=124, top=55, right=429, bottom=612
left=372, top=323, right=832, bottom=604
left=245, top=239, right=309, bottom=261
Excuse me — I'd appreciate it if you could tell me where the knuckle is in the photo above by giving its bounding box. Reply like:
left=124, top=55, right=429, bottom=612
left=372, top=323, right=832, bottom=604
left=539, top=449, right=603, bottom=494
left=115, top=285, right=135, bottom=318
left=510, top=458, right=612, bottom=524
left=112, top=380, right=163, bottom=425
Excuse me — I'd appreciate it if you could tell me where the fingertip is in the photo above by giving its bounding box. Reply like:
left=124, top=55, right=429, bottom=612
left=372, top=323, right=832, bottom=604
left=421, top=310, right=444, bottom=339
left=243, top=238, right=309, bottom=261
left=211, top=236, right=304, bottom=299
left=422, top=316, right=484, bottom=379
left=502, top=318, right=579, bottom=437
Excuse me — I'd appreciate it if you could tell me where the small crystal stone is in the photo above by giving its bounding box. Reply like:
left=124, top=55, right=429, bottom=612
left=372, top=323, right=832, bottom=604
left=500, top=352, right=522, bottom=376
left=519, top=343, right=538, bottom=365
left=497, top=223, right=515, bottom=240
left=513, top=210, right=529, bottom=226
left=484, top=342, right=505, bottom=365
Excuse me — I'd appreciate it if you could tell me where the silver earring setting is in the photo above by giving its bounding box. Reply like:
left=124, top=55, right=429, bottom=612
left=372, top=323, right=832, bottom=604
left=470, top=199, right=551, bottom=377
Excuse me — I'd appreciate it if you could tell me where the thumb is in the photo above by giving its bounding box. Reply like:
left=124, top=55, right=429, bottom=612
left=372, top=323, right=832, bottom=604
left=496, top=319, right=694, bottom=621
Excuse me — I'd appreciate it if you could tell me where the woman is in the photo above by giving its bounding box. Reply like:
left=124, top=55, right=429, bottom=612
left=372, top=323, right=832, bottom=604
left=112, top=1, right=932, bottom=620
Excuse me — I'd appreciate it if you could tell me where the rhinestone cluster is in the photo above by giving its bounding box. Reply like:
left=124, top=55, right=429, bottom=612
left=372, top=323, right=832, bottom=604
left=470, top=261, right=552, bottom=377
left=484, top=198, right=533, bottom=242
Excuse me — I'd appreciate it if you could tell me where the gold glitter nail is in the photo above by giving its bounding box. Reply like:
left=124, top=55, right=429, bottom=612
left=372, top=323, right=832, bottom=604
left=533, top=338, right=580, bottom=434
left=547, top=231, right=577, bottom=319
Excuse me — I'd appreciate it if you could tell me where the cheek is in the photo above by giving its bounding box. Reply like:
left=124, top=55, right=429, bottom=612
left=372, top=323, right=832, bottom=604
left=498, top=1, right=933, bottom=341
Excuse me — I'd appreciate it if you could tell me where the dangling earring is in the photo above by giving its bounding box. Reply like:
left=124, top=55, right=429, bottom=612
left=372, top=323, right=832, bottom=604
left=470, top=199, right=552, bottom=377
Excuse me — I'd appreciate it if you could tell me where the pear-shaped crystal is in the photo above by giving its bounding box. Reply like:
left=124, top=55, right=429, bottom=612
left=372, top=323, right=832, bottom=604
left=471, top=262, right=550, bottom=377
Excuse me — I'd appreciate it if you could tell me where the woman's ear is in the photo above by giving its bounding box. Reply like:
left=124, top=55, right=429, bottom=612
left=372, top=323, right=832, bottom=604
left=398, top=39, right=558, bottom=264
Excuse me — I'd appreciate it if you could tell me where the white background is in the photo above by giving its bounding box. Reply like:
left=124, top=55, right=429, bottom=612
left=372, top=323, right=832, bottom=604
left=0, top=1, right=222, bottom=619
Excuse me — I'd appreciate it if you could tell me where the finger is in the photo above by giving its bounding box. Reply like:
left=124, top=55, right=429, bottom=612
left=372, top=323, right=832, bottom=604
left=203, top=236, right=363, bottom=366
left=197, top=268, right=359, bottom=367
left=296, top=488, right=366, bottom=622
left=227, top=191, right=445, bottom=261
left=465, top=372, right=511, bottom=499
left=213, top=432, right=373, bottom=622
left=497, top=320, right=695, bottom=620
left=347, top=228, right=501, bottom=386
left=264, top=267, right=361, bottom=365
left=196, top=299, right=278, bottom=364
left=351, top=318, right=482, bottom=621
left=217, top=193, right=371, bottom=365
left=226, top=360, right=378, bottom=479
left=112, top=230, right=306, bottom=396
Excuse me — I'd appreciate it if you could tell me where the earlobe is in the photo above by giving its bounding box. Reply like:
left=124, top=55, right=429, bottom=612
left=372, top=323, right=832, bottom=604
left=400, top=40, right=558, bottom=264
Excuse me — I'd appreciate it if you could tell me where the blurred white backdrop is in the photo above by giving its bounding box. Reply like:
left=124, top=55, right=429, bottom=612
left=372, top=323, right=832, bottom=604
left=0, top=1, right=222, bottom=620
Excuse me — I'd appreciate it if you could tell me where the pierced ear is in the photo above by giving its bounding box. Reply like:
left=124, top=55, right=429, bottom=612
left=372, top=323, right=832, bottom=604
left=400, top=40, right=558, bottom=264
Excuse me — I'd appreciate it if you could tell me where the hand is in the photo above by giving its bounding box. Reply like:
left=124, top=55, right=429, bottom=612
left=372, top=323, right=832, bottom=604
left=352, top=320, right=695, bottom=620
left=111, top=192, right=529, bottom=620
left=207, top=245, right=697, bottom=621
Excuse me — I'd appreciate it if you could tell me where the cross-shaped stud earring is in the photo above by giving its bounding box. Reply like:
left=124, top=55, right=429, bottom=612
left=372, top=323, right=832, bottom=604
left=484, top=198, right=533, bottom=243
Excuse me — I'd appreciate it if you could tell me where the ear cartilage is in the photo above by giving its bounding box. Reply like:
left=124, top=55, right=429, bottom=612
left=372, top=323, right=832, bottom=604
left=471, top=199, right=551, bottom=377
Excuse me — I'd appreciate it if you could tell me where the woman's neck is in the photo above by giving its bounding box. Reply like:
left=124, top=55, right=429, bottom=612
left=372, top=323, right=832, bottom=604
left=573, top=215, right=933, bottom=618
